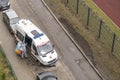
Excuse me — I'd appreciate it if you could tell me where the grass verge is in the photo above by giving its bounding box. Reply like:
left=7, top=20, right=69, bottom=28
left=0, top=47, right=14, bottom=80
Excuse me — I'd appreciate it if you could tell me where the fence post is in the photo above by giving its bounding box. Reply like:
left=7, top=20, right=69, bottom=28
left=76, top=0, right=79, bottom=14
left=67, top=0, right=69, bottom=4
left=86, top=7, right=90, bottom=27
left=111, top=33, right=116, bottom=52
left=98, top=20, right=103, bottom=38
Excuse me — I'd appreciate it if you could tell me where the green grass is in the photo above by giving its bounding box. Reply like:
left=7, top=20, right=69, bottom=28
left=78, top=1, right=88, bottom=26
left=85, top=0, right=120, bottom=36
left=88, top=9, right=100, bottom=36
left=68, top=0, right=77, bottom=13
left=0, top=52, right=14, bottom=80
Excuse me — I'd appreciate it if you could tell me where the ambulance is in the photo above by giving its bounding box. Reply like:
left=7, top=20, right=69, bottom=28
left=3, top=9, right=58, bottom=66
left=14, top=19, right=58, bottom=66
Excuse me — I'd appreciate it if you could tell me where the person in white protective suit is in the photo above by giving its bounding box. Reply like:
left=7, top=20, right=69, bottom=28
left=21, top=42, right=27, bottom=58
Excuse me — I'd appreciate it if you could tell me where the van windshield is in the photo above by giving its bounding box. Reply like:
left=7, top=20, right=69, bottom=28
left=37, top=42, right=53, bottom=56
left=10, top=17, right=19, bottom=24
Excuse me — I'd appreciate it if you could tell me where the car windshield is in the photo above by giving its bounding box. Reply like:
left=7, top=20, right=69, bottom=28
left=42, top=76, right=57, bottom=80
left=37, top=42, right=53, bottom=56
left=10, top=17, right=19, bottom=24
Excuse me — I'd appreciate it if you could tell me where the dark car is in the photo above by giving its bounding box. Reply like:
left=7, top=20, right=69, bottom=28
left=37, top=71, right=58, bottom=80
left=0, top=0, right=10, bottom=11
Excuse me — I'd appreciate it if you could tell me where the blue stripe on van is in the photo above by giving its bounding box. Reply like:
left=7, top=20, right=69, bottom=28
left=33, top=33, right=44, bottom=39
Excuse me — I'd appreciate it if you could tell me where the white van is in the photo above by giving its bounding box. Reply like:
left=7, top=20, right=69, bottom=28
left=3, top=9, right=58, bottom=66
left=15, top=19, right=58, bottom=66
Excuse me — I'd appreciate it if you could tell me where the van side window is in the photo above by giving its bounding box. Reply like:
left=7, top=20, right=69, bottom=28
left=33, top=45, right=38, bottom=55
left=16, top=31, right=24, bottom=41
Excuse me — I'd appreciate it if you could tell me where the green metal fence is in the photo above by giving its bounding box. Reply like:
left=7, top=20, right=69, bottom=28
left=88, top=9, right=100, bottom=36
left=100, top=23, right=114, bottom=51
left=113, top=36, right=120, bottom=58
left=0, top=44, right=17, bottom=80
left=78, top=1, right=88, bottom=26
left=68, top=0, right=77, bottom=13
left=63, top=0, right=120, bottom=59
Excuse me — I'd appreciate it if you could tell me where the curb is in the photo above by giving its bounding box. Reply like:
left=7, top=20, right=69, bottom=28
left=41, top=0, right=105, bottom=80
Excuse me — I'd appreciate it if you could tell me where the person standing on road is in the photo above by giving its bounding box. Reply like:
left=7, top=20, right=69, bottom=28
left=21, top=42, right=27, bottom=59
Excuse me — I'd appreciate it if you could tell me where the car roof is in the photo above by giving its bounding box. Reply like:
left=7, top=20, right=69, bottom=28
left=3, top=9, right=18, bottom=19
left=37, top=71, right=57, bottom=80
left=0, top=0, right=9, bottom=2
left=0, top=0, right=9, bottom=4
